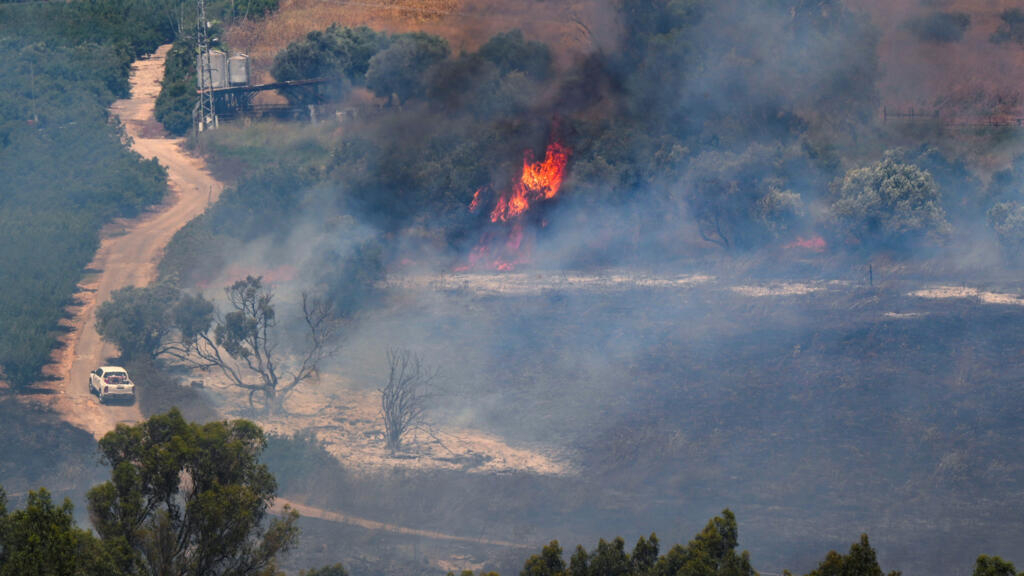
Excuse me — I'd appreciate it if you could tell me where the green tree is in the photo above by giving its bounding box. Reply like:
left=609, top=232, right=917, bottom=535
left=654, top=509, right=754, bottom=576
left=0, top=34, right=167, bottom=390
left=682, top=144, right=804, bottom=250
left=366, top=32, right=449, bottom=105
left=830, top=153, right=950, bottom=247
left=154, top=40, right=197, bottom=136
left=973, top=556, right=1017, bottom=576
left=524, top=511, right=751, bottom=576
left=806, top=534, right=899, bottom=576
left=425, top=53, right=535, bottom=120
left=86, top=409, right=299, bottom=575
left=316, top=239, right=385, bottom=318
left=477, top=29, right=552, bottom=80
left=0, top=488, right=116, bottom=576
left=521, top=540, right=566, bottom=576
left=631, top=534, right=659, bottom=574
left=271, top=25, right=388, bottom=105
left=987, top=201, right=1024, bottom=256
left=569, top=545, right=590, bottom=576
left=272, top=24, right=388, bottom=83
left=96, top=284, right=180, bottom=361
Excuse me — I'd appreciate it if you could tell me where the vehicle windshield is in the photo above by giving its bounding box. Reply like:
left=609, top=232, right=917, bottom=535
left=104, top=372, right=128, bottom=383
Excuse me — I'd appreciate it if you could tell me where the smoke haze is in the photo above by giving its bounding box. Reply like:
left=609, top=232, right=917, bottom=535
left=163, top=0, right=1024, bottom=573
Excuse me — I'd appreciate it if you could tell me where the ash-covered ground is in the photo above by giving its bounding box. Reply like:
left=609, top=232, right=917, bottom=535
left=248, top=265, right=1024, bottom=575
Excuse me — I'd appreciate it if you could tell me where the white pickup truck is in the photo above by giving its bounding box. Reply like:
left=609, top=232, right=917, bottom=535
left=89, top=366, right=136, bottom=404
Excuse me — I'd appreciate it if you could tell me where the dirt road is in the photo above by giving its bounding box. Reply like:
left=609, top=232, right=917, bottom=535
left=42, top=45, right=223, bottom=439
left=273, top=498, right=528, bottom=549
left=33, top=46, right=542, bottom=553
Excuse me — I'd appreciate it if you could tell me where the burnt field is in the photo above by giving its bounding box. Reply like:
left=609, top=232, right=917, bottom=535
left=269, top=272, right=1024, bottom=575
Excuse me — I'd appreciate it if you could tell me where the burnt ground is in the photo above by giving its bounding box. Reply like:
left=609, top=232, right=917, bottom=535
left=268, top=274, right=1024, bottom=576
left=5, top=267, right=1021, bottom=576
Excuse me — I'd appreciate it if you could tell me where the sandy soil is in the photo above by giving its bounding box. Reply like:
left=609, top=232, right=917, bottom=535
left=273, top=497, right=528, bottom=549
left=729, top=280, right=849, bottom=298
left=35, top=45, right=224, bottom=439
left=208, top=376, right=575, bottom=476
left=392, top=270, right=715, bottom=296
left=910, top=285, right=1024, bottom=306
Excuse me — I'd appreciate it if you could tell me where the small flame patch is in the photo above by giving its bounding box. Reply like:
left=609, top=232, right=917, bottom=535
left=786, top=236, right=827, bottom=252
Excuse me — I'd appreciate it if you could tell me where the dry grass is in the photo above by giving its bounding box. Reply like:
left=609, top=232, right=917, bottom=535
left=202, top=370, right=575, bottom=477
left=225, top=0, right=613, bottom=84
left=847, top=0, right=1024, bottom=115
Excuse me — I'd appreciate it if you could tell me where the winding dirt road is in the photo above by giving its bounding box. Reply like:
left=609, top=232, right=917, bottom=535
left=273, top=498, right=528, bottom=549
left=42, top=45, right=223, bottom=439
left=30, top=46, right=532, bottom=555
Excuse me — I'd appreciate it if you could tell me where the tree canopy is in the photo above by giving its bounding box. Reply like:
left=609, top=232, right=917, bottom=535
left=519, top=510, right=755, bottom=576
left=830, top=153, right=950, bottom=247
left=973, top=556, right=1018, bottom=576
left=366, top=32, right=450, bottom=105
left=86, top=408, right=299, bottom=575
left=0, top=488, right=116, bottom=576
left=96, top=284, right=180, bottom=361
left=272, top=25, right=388, bottom=84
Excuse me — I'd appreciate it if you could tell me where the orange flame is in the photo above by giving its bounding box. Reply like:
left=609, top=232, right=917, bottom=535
left=464, top=139, right=571, bottom=271
left=488, top=142, right=571, bottom=223
left=468, top=189, right=483, bottom=213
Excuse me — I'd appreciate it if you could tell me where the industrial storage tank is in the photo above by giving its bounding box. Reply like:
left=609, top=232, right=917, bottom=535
left=198, top=49, right=228, bottom=90
left=228, top=53, right=250, bottom=86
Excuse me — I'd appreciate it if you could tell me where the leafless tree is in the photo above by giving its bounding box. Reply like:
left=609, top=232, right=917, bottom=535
left=380, top=349, right=435, bottom=454
left=164, top=276, right=336, bottom=413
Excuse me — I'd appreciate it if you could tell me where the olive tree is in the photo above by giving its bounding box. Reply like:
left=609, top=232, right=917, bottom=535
left=271, top=25, right=389, bottom=105
left=830, top=153, right=950, bottom=247
left=366, top=32, right=449, bottom=105
left=682, top=144, right=805, bottom=250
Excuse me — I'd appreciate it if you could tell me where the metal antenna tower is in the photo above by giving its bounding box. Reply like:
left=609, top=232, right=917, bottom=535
left=196, top=0, right=217, bottom=132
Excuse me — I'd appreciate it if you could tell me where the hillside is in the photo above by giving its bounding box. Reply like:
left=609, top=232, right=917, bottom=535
left=850, top=0, right=1024, bottom=111
left=153, top=0, right=1024, bottom=573
left=4, top=0, right=1024, bottom=574
left=226, top=0, right=615, bottom=84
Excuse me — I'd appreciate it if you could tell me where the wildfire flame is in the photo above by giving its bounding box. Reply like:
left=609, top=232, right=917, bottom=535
left=465, top=139, right=571, bottom=271
left=468, top=189, right=483, bottom=213
left=486, top=142, right=571, bottom=223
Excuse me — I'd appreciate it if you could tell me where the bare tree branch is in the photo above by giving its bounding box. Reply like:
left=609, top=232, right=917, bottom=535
left=379, top=349, right=436, bottom=454
left=163, top=277, right=338, bottom=413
